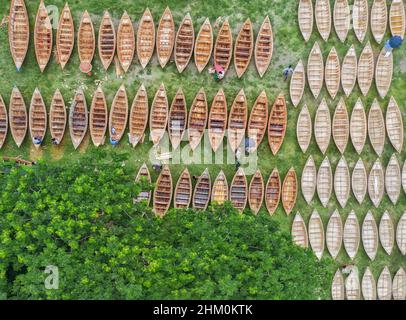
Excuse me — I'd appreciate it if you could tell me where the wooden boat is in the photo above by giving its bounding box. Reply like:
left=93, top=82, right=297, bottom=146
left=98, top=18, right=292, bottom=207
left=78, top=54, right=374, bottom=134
left=371, top=0, right=388, bottom=44
left=89, top=86, right=107, bottom=147
left=334, top=157, right=350, bottom=208
left=29, top=88, right=47, bottom=148
left=368, top=99, right=385, bottom=156
left=308, top=210, right=325, bottom=260
left=350, top=98, right=367, bottom=154
left=9, top=87, right=27, bottom=147
left=268, top=95, right=287, bottom=155
left=332, top=98, right=349, bottom=154
left=208, top=89, right=227, bottom=152
left=0, top=95, right=8, bottom=149
left=362, top=267, right=377, bottom=300
left=307, top=42, right=324, bottom=99
left=117, top=11, right=135, bottom=72
left=325, top=47, right=341, bottom=99
left=188, top=88, right=208, bottom=150
left=129, top=84, right=148, bottom=147
left=377, top=267, right=392, bottom=300
left=353, top=0, right=369, bottom=42
left=69, top=90, right=88, bottom=149
left=358, top=42, right=374, bottom=96
left=211, top=170, right=228, bottom=204
left=385, top=154, right=401, bottom=205
left=403, top=160, right=406, bottom=195
left=194, top=18, right=213, bottom=73
left=192, top=169, right=211, bottom=210
left=247, top=91, right=268, bottom=153
left=362, top=211, right=379, bottom=260
left=248, top=170, right=264, bottom=214
left=230, top=168, right=247, bottom=212
left=341, top=45, right=358, bottom=97
left=213, top=19, right=233, bottom=73
left=379, top=211, right=395, bottom=255
left=109, top=85, right=128, bottom=143
left=352, top=159, right=367, bottom=204
left=255, top=16, right=273, bottom=77
left=291, top=212, right=308, bottom=248
left=386, top=96, right=403, bottom=153
left=368, top=159, right=385, bottom=208
left=137, top=8, right=155, bottom=68
left=168, top=88, right=187, bottom=150
left=174, top=13, right=195, bottom=73
left=228, top=89, right=247, bottom=153
left=390, top=0, right=405, bottom=38
left=397, top=213, right=406, bottom=255
left=315, top=0, right=331, bottom=41
left=332, top=269, right=345, bottom=300
left=281, top=168, right=297, bottom=215
left=153, top=165, right=173, bottom=217
left=317, top=157, right=332, bottom=208
left=326, top=210, right=343, bottom=259
left=265, top=168, right=281, bottom=215
left=392, top=268, right=406, bottom=300
left=290, top=60, right=305, bottom=107
left=333, top=0, right=350, bottom=42
left=301, top=155, right=317, bottom=204
left=344, top=211, right=360, bottom=260
left=9, top=0, right=29, bottom=70
left=314, top=99, right=331, bottom=154
left=98, top=11, right=115, bottom=70
left=156, top=7, right=175, bottom=68
left=49, top=89, right=66, bottom=144
left=150, top=84, right=169, bottom=145
left=346, top=271, right=361, bottom=300
left=297, top=105, right=312, bottom=153
left=298, top=0, right=313, bottom=42
left=376, top=48, right=393, bottom=99
left=78, top=11, right=95, bottom=72
left=56, top=3, right=74, bottom=69
left=34, top=1, right=52, bottom=72
left=174, top=168, right=192, bottom=209
left=135, top=163, right=152, bottom=205
left=234, top=19, right=253, bottom=78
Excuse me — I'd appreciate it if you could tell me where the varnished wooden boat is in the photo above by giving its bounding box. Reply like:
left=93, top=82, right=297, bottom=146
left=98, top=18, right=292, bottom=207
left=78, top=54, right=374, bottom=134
left=376, top=48, right=393, bottom=99
left=174, top=13, right=195, bottom=73
left=290, top=60, right=305, bottom=107
left=168, top=88, right=187, bottom=150
left=137, top=8, right=155, bottom=68
left=307, top=42, right=324, bottom=99
left=325, top=47, right=341, bottom=99
left=69, top=90, right=88, bottom=149
left=332, top=98, right=349, bottom=154
left=341, top=45, right=358, bottom=97
left=78, top=11, right=95, bottom=72
left=98, top=11, right=116, bottom=70
left=188, top=88, right=208, bottom=150
left=174, top=168, right=192, bottom=209
left=208, top=89, right=227, bottom=152
left=255, top=16, right=273, bottom=77
left=344, top=211, right=360, bottom=260
left=334, top=156, right=350, bottom=208
left=326, top=210, right=343, bottom=259
left=315, top=0, right=332, bottom=41
left=150, top=84, right=169, bottom=145
left=332, top=269, right=345, bottom=300
left=192, top=169, right=211, bottom=210
left=281, top=168, right=297, bottom=215
left=392, top=268, right=406, bottom=300
left=368, top=99, right=386, bottom=156
left=380, top=211, right=395, bottom=255
left=385, top=154, right=401, bottom=205
left=135, top=163, right=152, bottom=205
left=248, top=170, right=264, bottom=214
left=117, top=11, right=135, bottom=72
left=371, top=0, right=388, bottom=44
left=230, top=168, right=248, bottom=212
left=390, top=0, right=405, bottom=38
left=265, top=168, right=281, bottom=215
left=352, top=158, right=367, bottom=204
left=362, top=267, right=377, bottom=300
left=358, top=42, right=374, bottom=96
left=156, top=7, right=175, bottom=68
left=211, top=170, right=228, bottom=204
left=213, top=19, right=233, bottom=73
left=297, top=105, right=312, bottom=153
left=9, top=87, right=27, bottom=147
left=89, top=86, right=107, bottom=147
left=377, top=267, right=392, bottom=300
left=109, top=85, right=128, bottom=143
left=129, top=84, right=148, bottom=147
left=308, top=210, right=325, bottom=260
left=403, top=160, right=406, bottom=195
left=302, top=155, right=317, bottom=204
left=228, top=89, right=247, bottom=153
left=9, top=0, right=29, bottom=70
left=56, top=4, right=74, bottom=69
left=397, top=213, right=406, bottom=255
left=350, top=98, right=367, bottom=154
left=34, top=1, right=52, bottom=72
left=0, top=95, right=8, bottom=149
left=292, top=212, right=308, bottom=248
left=386, top=96, right=403, bottom=153
left=368, top=159, right=385, bottom=208
left=234, top=19, right=253, bottom=78
left=353, top=0, right=369, bottom=42
left=298, top=0, right=313, bottom=42
left=194, top=18, right=213, bottom=73
left=247, top=90, right=268, bottom=153
left=153, top=165, right=173, bottom=217
left=29, top=88, right=47, bottom=148
left=362, top=211, right=379, bottom=260
left=268, top=94, right=287, bottom=155
left=333, top=0, right=350, bottom=42
left=314, top=99, right=331, bottom=154
left=49, top=89, right=66, bottom=144
left=346, top=270, right=361, bottom=300
left=317, top=157, right=332, bottom=208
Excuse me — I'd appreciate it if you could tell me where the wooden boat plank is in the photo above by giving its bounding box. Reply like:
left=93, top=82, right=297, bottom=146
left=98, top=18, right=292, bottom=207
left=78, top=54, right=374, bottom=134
left=57, top=3, right=74, bottom=69
left=78, top=11, right=95, bottom=71
left=346, top=270, right=361, bottom=300
left=397, top=213, right=406, bottom=255
left=297, top=104, right=312, bottom=153
left=332, top=269, right=345, bottom=300
left=368, top=159, right=385, bottom=208
left=376, top=48, right=393, bottom=99
left=192, top=169, right=211, bottom=210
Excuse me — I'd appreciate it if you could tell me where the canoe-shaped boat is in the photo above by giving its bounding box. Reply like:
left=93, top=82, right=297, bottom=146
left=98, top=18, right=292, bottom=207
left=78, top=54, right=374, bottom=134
left=368, top=99, right=385, bottom=156
left=211, top=170, right=228, bottom=204
left=174, top=168, right=192, bottom=209
left=153, top=165, right=173, bottom=217
left=150, top=84, right=169, bottom=145
left=386, top=96, right=403, bottom=153
left=392, top=268, right=406, bottom=300
left=117, top=11, right=135, bottom=72
left=129, top=84, right=148, bottom=147
left=358, top=42, right=374, bottom=96
left=49, top=89, right=66, bottom=144
left=332, top=98, right=349, bottom=154
left=352, top=158, right=367, bottom=204
left=298, top=0, right=313, bottom=42
left=98, top=11, right=115, bottom=70
left=247, top=91, right=268, bottom=153
left=78, top=11, right=95, bottom=72
left=362, top=211, right=379, bottom=260
left=344, top=211, right=360, bottom=260
left=29, top=88, right=47, bottom=148
left=376, top=48, right=393, bottom=99
left=308, top=210, right=325, bottom=260
left=385, top=154, right=401, bottom=205
left=350, top=98, right=367, bottom=154
left=156, top=7, right=175, bottom=68
left=109, top=85, right=128, bottom=143
left=57, top=3, right=74, bottom=69
left=213, top=19, right=233, bottom=73
left=315, top=0, right=331, bottom=41
left=290, top=60, right=305, bottom=107
left=282, top=168, right=297, bottom=215
left=194, top=18, right=213, bottom=73
left=89, top=86, right=107, bottom=147
left=265, top=168, right=281, bottom=215
left=380, top=211, right=395, bottom=255
left=234, top=19, right=253, bottom=78
left=268, top=95, right=287, bottom=155
left=291, top=212, right=308, bottom=248
left=248, top=170, right=264, bottom=214
left=69, top=90, right=88, bottom=149
left=346, top=271, right=361, bottom=300
left=9, top=87, right=27, bottom=147
left=135, top=163, right=152, bottom=205
left=368, top=159, right=385, bottom=208
left=230, top=168, right=248, bottom=212
left=0, top=96, right=8, bottom=149
left=377, top=267, right=392, bottom=300
left=208, top=89, right=227, bottom=152
left=137, top=8, right=155, bottom=68
left=403, top=160, right=406, bottom=195
left=317, top=157, right=332, bottom=208
left=174, top=13, right=194, bottom=73
left=314, top=99, right=331, bottom=154
left=307, top=42, right=324, bottom=99
left=332, top=269, right=345, bottom=300
left=325, top=47, right=341, bottom=99
left=371, top=0, right=388, bottom=44
left=192, top=169, right=211, bottom=210
left=228, top=89, right=247, bottom=153
left=9, top=0, right=29, bottom=70
left=333, top=0, right=350, bottom=42
left=341, top=45, right=358, bottom=97
left=302, top=155, right=317, bottom=204
left=255, top=16, right=273, bottom=77
left=362, top=267, right=377, bottom=300
left=397, top=213, right=406, bottom=255
left=297, top=105, right=312, bottom=153
left=168, top=88, right=187, bottom=150
left=34, top=1, right=52, bottom=72
left=353, top=0, right=369, bottom=42
left=188, top=88, right=208, bottom=150
left=326, top=210, right=343, bottom=259
left=334, top=157, right=350, bottom=208
left=390, top=0, right=405, bottom=38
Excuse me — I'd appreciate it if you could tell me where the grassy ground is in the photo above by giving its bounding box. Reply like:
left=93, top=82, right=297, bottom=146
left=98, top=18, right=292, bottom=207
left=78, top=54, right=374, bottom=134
left=1, top=0, right=406, bottom=297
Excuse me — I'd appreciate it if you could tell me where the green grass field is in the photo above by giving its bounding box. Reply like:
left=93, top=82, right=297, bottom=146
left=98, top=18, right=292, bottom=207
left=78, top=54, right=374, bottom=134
left=1, top=0, right=406, bottom=296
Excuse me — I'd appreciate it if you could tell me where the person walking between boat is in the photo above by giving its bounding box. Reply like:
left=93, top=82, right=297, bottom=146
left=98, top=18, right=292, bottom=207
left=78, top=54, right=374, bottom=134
left=110, top=127, right=119, bottom=146
left=384, top=36, right=403, bottom=57
left=209, top=63, right=225, bottom=81
left=283, top=65, right=294, bottom=81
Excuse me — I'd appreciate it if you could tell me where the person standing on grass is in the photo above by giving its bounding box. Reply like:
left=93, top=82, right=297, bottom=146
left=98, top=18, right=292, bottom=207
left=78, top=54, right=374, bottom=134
left=384, top=36, right=403, bottom=57
left=283, top=65, right=294, bottom=81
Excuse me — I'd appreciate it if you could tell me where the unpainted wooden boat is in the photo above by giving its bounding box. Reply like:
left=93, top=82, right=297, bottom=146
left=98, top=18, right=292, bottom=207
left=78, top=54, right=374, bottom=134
left=358, top=42, right=374, bottom=96
left=268, top=94, right=287, bottom=155
left=208, top=89, right=227, bottom=152
left=49, top=89, right=66, bottom=144
left=156, top=7, right=175, bottom=68
left=344, top=210, right=360, bottom=260
left=386, top=96, right=403, bottom=153
left=57, top=3, right=74, bottom=69
left=89, top=86, right=107, bottom=147
left=397, top=213, right=406, bottom=255
left=326, top=210, right=343, bottom=259
left=371, top=0, right=388, bottom=44
left=135, top=163, right=152, bottom=205
left=368, top=159, right=385, bottom=208
left=194, top=18, right=213, bottom=73
left=247, top=91, right=268, bottom=153
left=34, top=1, right=53, bottom=72
left=315, top=0, right=332, bottom=41
left=211, top=170, right=228, bottom=204
left=362, top=267, right=377, bottom=300
left=377, top=267, right=392, bottom=300
left=301, top=155, right=317, bottom=204
left=380, top=211, right=395, bottom=255
left=376, top=48, right=393, bottom=99
left=109, top=85, right=128, bottom=143
left=69, top=90, right=88, bottom=149
left=334, top=156, right=350, bottom=208
left=298, top=0, right=313, bottom=42
left=297, top=105, right=312, bottom=153
left=317, top=157, right=332, bottom=208
left=174, top=168, right=192, bottom=209
left=290, top=60, right=305, bottom=107
left=188, top=88, right=208, bottom=150
left=192, top=169, right=211, bottom=210
left=282, top=168, right=297, bottom=215
left=352, top=158, right=367, bottom=204
left=390, top=0, right=406, bottom=38
left=29, top=88, right=47, bottom=148
left=174, top=13, right=195, bottom=73
left=0, top=95, right=8, bottom=149
left=308, top=210, right=324, bottom=260
left=150, top=84, right=169, bottom=145
left=341, top=45, right=358, bottom=97
left=314, top=99, right=331, bottom=154
left=325, top=47, right=341, bottom=99
left=78, top=11, right=95, bottom=72
left=353, top=0, right=369, bottom=42
left=9, top=87, right=27, bottom=147
left=255, top=16, right=273, bottom=77
left=153, top=165, right=173, bottom=217
left=392, top=268, right=406, bottom=300
left=265, top=168, right=281, bottom=215
left=385, top=154, right=401, bottom=205
left=234, top=19, right=253, bottom=78
left=332, top=98, right=349, bottom=154
left=362, top=211, right=379, bottom=260
left=332, top=269, right=345, bottom=300
left=168, top=88, right=187, bottom=150
left=350, top=98, right=367, bottom=154
left=117, top=11, right=135, bottom=72
left=213, top=19, right=233, bottom=73
left=368, top=99, right=385, bottom=156
left=230, top=168, right=248, bottom=212
left=346, top=270, right=361, bottom=300
left=292, top=212, right=308, bottom=248
left=9, top=0, right=29, bottom=70
left=307, top=42, right=324, bottom=99
left=228, top=89, right=247, bottom=153
left=248, top=170, right=264, bottom=215
left=98, top=11, right=115, bottom=70
left=129, top=84, right=148, bottom=147
left=137, top=8, right=155, bottom=68
left=333, top=0, right=350, bottom=42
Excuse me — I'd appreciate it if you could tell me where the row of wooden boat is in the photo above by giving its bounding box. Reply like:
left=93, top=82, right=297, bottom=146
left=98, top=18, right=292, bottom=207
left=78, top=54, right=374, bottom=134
left=298, top=0, right=405, bottom=43
left=296, top=97, right=403, bottom=155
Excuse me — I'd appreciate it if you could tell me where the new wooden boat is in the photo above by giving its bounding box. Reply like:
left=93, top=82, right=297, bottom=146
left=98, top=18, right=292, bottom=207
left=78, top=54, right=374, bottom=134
left=317, top=157, right=332, bottom=208
left=213, top=19, right=233, bottom=73
left=308, top=210, right=325, bottom=260
left=307, top=42, right=324, bottom=99
left=135, top=163, right=152, bottom=205
left=255, top=16, right=273, bottom=77
left=353, top=0, right=369, bottom=42
left=129, top=84, right=148, bottom=147
left=0, top=95, right=8, bottom=149
left=332, top=269, right=345, bottom=300
left=228, top=89, right=247, bottom=153
left=362, top=267, right=377, bottom=300
left=315, top=0, right=331, bottom=41
left=98, top=11, right=116, bottom=70
left=69, top=90, right=88, bottom=149
left=292, top=213, right=308, bottom=248
left=325, top=47, right=341, bottom=99
left=362, top=211, right=379, bottom=260
left=297, top=105, right=312, bottom=153
left=377, top=267, right=392, bottom=300
left=78, top=11, right=95, bottom=72
left=156, top=7, right=175, bottom=68
left=89, top=86, right=107, bottom=147
left=302, top=155, right=317, bottom=204
left=341, top=45, right=358, bottom=97
left=192, top=169, right=211, bottom=210
left=174, top=13, right=195, bottom=73
left=376, top=48, right=393, bottom=99
left=334, top=157, right=350, bottom=208
left=188, top=88, right=208, bottom=150
left=109, top=85, right=128, bottom=143
left=153, top=165, right=173, bottom=217
left=346, top=271, right=361, bottom=300
left=380, top=211, right=395, bottom=255
left=358, top=42, right=374, bottom=96
left=194, top=18, right=213, bottom=73
left=137, top=8, right=155, bottom=68
left=49, top=89, right=66, bottom=144
left=392, top=268, right=406, bottom=300
left=344, top=211, right=360, bottom=260
left=386, top=96, right=403, bottom=153
left=117, top=11, right=135, bottom=72
left=326, top=210, right=343, bottom=259
left=34, top=1, right=52, bottom=72
left=168, top=88, right=187, bottom=150
left=390, top=0, right=405, bottom=38
left=368, top=99, right=385, bottom=156
left=403, top=160, right=406, bottom=195
left=211, top=170, right=228, bottom=204
left=150, top=84, right=169, bottom=145
left=352, top=158, right=367, bottom=204
left=282, top=168, right=297, bottom=215
left=208, top=89, right=227, bottom=152
left=368, top=159, right=384, bottom=208
left=265, top=169, right=281, bottom=215
left=298, top=0, right=313, bottom=42
left=350, top=98, right=367, bottom=154
left=333, top=0, right=350, bottom=42
left=29, top=88, right=47, bottom=148
left=332, top=98, right=349, bottom=154
left=247, top=90, right=268, bottom=153
left=290, top=60, right=305, bottom=107
left=57, top=4, right=74, bottom=69
left=9, top=0, right=29, bottom=70
left=397, top=213, right=406, bottom=255
left=314, top=99, right=331, bottom=154
left=268, top=95, right=287, bottom=155
left=385, top=154, right=401, bottom=205
left=9, top=87, right=27, bottom=147
left=234, top=19, right=253, bottom=78
left=248, top=170, right=264, bottom=215
left=230, top=168, right=247, bottom=212
left=174, top=168, right=192, bottom=209
left=371, top=0, right=388, bottom=44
